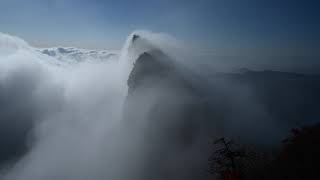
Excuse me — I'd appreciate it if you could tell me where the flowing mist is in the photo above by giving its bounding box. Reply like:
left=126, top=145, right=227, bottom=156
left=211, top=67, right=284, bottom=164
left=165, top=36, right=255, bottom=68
left=0, top=30, right=319, bottom=180
left=0, top=30, right=196, bottom=180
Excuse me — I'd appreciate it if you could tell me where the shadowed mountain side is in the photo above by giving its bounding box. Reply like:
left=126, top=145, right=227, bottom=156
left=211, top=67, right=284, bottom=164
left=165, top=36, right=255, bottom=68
left=213, top=70, right=320, bottom=127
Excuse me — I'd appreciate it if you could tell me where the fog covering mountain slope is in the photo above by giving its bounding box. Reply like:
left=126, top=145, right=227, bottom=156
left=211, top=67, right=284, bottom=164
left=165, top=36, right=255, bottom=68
left=123, top=35, right=320, bottom=179
left=0, top=31, right=319, bottom=180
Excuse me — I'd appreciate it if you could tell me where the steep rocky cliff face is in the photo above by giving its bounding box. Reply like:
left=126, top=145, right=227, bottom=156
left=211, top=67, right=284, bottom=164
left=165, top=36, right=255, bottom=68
left=122, top=35, right=320, bottom=180
left=123, top=43, right=216, bottom=180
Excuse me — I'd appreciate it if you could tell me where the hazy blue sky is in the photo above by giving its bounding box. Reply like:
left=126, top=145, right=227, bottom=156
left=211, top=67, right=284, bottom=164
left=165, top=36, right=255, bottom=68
left=0, top=0, right=319, bottom=55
